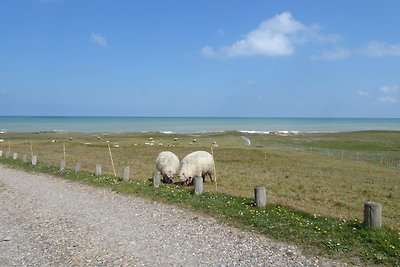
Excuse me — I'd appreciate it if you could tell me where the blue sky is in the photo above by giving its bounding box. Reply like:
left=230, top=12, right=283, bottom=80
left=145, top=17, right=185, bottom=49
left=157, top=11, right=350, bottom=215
left=1, top=0, right=400, bottom=117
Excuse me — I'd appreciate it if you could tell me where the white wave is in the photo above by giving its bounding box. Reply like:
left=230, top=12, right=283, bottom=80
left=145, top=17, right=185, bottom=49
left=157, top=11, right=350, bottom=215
left=240, top=130, right=271, bottom=134
left=160, top=131, right=174, bottom=134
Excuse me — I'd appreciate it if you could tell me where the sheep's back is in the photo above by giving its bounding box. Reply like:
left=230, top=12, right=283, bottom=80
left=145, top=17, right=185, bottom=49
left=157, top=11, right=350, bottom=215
left=156, top=151, right=180, bottom=173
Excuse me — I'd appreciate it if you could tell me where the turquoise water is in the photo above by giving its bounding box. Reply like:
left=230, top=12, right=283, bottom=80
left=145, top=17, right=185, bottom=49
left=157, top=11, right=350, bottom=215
left=0, top=116, right=400, bottom=133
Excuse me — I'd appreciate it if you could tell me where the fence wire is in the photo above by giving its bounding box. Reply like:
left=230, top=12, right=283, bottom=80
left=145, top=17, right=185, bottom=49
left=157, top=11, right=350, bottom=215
left=277, top=145, right=400, bottom=170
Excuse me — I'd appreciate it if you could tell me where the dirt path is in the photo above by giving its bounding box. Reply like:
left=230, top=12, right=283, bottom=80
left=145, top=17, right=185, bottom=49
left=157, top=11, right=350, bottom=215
left=0, top=165, right=344, bottom=266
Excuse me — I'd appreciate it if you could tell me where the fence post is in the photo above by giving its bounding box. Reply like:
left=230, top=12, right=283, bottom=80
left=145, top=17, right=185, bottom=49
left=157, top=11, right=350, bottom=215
left=0, top=150, right=2, bottom=157
left=153, top=171, right=161, bottom=188
left=12, top=152, right=18, bottom=160
left=193, top=176, right=203, bottom=196
left=74, top=163, right=81, bottom=172
left=95, top=164, right=102, bottom=176
left=122, top=167, right=130, bottom=181
left=364, top=202, right=382, bottom=228
left=254, top=187, right=267, bottom=207
left=59, top=160, right=66, bottom=171
left=31, top=155, right=37, bottom=166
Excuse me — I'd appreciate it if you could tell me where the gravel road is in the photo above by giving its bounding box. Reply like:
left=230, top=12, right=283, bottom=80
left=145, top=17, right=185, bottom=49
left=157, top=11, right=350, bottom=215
left=0, top=165, right=347, bottom=266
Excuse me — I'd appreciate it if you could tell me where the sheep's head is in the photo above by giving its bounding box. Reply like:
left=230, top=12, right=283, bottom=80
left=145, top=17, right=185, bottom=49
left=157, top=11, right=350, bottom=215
left=178, top=170, right=192, bottom=185
left=162, top=171, right=175, bottom=184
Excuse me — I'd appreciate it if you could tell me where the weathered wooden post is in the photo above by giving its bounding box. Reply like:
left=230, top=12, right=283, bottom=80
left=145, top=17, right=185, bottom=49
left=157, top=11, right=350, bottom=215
left=59, top=160, right=66, bottom=171
left=364, top=202, right=382, bottom=228
left=95, top=164, right=102, bottom=176
left=12, top=152, right=18, bottom=160
left=22, top=154, right=28, bottom=163
left=74, top=163, right=81, bottom=172
left=193, top=176, right=203, bottom=196
left=153, top=171, right=161, bottom=188
left=31, top=155, right=37, bottom=166
left=122, top=167, right=130, bottom=181
left=254, top=187, right=267, bottom=207
left=0, top=150, right=2, bottom=157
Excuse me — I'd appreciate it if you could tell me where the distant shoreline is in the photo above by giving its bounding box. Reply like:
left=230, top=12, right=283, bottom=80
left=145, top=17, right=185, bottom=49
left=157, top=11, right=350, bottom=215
left=1, top=116, right=400, bottom=134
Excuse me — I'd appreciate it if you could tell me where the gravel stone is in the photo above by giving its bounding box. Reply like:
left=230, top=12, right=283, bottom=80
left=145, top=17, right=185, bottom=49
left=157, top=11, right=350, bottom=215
left=0, top=165, right=348, bottom=266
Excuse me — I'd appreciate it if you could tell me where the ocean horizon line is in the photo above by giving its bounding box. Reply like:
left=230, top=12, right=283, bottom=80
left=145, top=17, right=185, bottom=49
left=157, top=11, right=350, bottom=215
left=1, top=115, right=400, bottom=119
left=1, top=116, right=400, bottom=134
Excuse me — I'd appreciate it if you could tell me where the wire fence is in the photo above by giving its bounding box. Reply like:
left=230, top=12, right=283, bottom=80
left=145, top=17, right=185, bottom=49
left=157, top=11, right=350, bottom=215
left=275, top=144, right=400, bottom=170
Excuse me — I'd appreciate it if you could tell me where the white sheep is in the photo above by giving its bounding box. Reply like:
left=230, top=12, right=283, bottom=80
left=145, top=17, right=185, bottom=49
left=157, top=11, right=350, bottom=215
left=155, top=151, right=180, bottom=184
left=179, top=151, right=215, bottom=185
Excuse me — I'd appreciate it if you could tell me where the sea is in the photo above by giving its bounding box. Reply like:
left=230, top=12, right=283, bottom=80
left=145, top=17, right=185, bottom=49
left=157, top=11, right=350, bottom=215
left=0, top=116, right=400, bottom=134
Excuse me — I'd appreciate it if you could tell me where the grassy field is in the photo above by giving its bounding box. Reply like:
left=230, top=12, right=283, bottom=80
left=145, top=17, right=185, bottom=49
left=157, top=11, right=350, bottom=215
left=1, top=131, right=399, bottom=229
left=1, top=130, right=400, bottom=265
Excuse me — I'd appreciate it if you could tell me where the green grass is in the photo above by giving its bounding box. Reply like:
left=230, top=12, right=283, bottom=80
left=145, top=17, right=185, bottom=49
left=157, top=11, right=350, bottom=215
left=1, top=156, right=399, bottom=266
left=249, top=131, right=400, bottom=151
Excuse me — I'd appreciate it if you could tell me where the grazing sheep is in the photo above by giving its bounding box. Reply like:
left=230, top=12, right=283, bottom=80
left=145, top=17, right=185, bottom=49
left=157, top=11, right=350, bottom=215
left=155, top=151, right=180, bottom=184
left=179, top=151, right=215, bottom=185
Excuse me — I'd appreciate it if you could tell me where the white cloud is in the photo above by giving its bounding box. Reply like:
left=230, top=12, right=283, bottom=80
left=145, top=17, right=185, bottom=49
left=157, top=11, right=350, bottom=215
left=377, top=96, right=397, bottom=104
left=311, top=47, right=351, bottom=61
left=90, top=33, right=107, bottom=47
left=224, top=12, right=304, bottom=57
left=373, top=85, right=398, bottom=105
left=357, top=90, right=370, bottom=96
left=379, top=85, right=398, bottom=94
left=200, top=46, right=216, bottom=58
left=202, top=12, right=339, bottom=58
left=361, top=41, right=400, bottom=57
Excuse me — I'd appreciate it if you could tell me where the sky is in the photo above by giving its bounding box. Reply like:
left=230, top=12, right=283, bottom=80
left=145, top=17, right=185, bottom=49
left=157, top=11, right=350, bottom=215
left=1, top=0, right=400, bottom=118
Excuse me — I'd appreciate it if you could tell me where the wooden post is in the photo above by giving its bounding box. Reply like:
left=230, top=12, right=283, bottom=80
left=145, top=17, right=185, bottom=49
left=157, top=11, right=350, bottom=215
left=254, top=187, right=267, bottom=207
left=63, top=143, right=66, bottom=161
left=107, top=144, right=117, bottom=176
left=74, top=163, right=81, bottom=172
left=59, top=160, right=66, bottom=171
left=22, top=154, right=28, bottom=163
left=193, top=176, right=203, bottom=196
left=153, top=171, right=161, bottom=188
left=95, top=164, right=102, bottom=176
left=29, top=141, right=33, bottom=157
left=211, top=147, right=217, bottom=191
left=122, top=167, right=130, bottom=181
left=364, top=202, right=382, bottom=228
left=12, top=152, right=18, bottom=160
left=31, top=155, right=37, bottom=166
